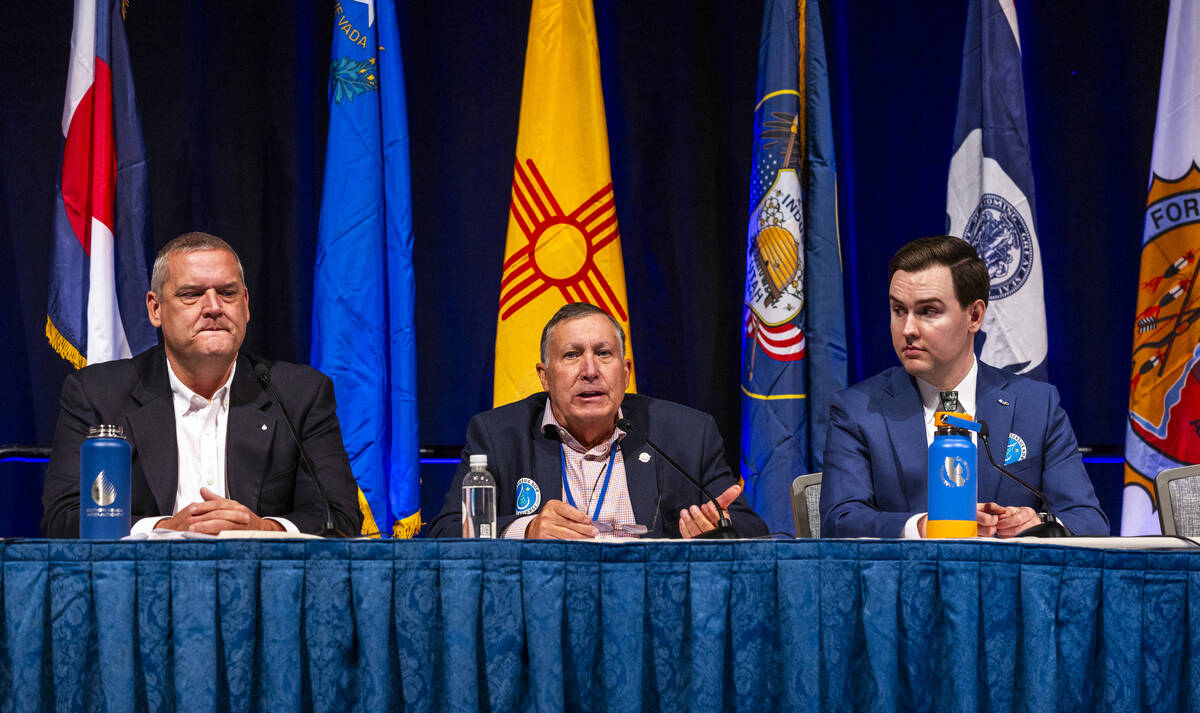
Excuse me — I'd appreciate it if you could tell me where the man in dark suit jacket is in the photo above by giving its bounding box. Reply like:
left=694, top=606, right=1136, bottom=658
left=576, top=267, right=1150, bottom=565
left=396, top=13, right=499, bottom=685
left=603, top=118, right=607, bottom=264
left=428, top=303, right=767, bottom=539
left=42, top=232, right=362, bottom=537
left=821, top=236, right=1108, bottom=538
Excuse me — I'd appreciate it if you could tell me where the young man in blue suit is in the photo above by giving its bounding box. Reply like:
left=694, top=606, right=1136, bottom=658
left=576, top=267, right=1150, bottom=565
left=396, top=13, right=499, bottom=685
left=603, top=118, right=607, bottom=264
left=429, top=303, right=767, bottom=539
left=820, top=236, right=1108, bottom=538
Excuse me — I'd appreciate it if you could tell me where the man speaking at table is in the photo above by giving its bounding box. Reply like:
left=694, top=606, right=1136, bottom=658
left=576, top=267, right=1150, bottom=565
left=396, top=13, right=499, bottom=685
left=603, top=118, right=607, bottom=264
left=429, top=303, right=767, bottom=539
left=820, top=236, right=1108, bottom=538
left=41, top=232, right=362, bottom=537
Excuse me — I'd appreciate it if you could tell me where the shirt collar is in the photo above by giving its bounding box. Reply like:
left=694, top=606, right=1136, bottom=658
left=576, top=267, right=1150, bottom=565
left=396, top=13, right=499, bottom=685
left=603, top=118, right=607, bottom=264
left=541, top=400, right=626, bottom=455
left=166, top=359, right=236, bottom=416
left=915, top=357, right=978, bottom=415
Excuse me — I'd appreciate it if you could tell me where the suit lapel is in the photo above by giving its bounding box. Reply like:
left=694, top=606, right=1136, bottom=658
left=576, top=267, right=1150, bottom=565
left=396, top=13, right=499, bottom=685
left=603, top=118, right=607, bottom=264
left=226, top=355, right=274, bottom=511
left=882, top=369, right=929, bottom=512
left=127, top=352, right=178, bottom=516
left=975, top=364, right=1015, bottom=503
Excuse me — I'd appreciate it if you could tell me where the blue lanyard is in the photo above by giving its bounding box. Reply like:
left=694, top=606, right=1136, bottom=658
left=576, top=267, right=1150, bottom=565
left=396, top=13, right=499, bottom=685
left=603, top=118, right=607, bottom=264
left=560, top=442, right=618, bottom=520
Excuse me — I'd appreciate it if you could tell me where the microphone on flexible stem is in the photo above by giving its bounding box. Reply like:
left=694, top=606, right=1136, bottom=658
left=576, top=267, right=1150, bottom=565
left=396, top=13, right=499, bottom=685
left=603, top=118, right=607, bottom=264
left=616, top=418, right=737, bottom=539
left=976, top=420, right=1069, bottom=538
left=253, top=362, right=345, bottom=538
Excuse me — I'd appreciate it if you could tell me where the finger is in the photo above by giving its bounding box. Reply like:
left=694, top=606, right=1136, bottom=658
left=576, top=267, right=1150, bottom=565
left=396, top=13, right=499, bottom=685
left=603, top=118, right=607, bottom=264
left=978, top=523, right=998, bottom=537
left=714, top=484, right=742, bottom=509
left=678, top=509, right=698, bottom=539
left=691, top=504, right=718, bottom=531
left=544, top=500, right=593, bottom=524
left=187, top=517, right=248, bottom=535
left=199, top=487, right=222, bottom=501
left=188, top=507, right=251, bottom=525
left=187, top=499, right=235, bottom=515
left=978, top=502, right=1006, bottom=515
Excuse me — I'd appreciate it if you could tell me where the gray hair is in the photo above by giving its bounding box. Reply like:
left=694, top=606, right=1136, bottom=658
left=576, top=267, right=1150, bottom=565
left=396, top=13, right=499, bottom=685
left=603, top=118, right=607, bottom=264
left=150, top=232, right=245, bottom=296
left=539, top=303, right=627, bottom=362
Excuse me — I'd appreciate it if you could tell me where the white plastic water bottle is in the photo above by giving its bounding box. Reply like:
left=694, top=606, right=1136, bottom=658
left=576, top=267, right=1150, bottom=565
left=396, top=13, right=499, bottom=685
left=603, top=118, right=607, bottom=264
left=461, top=454, right=497, bottom=538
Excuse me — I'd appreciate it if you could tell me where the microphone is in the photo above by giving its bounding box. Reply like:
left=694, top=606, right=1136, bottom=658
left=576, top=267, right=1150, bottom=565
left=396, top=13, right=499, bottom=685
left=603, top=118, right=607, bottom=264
left=253, top=361, right=345, bottom=537
left=975, top=419, right=1069, bottom=538
left=616, top=417, right=737, bottom=539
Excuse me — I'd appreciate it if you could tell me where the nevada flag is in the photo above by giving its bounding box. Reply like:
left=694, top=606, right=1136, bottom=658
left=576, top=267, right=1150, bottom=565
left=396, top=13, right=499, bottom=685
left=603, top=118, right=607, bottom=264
left=946, top=0, right=1047, bottom=378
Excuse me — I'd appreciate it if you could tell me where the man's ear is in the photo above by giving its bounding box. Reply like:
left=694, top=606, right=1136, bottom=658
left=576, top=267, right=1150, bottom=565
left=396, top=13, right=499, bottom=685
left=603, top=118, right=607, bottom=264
left=146, top=291, right=162, bottom=328
left=967, top=299, right=986, bottom=333
left=536, top=362, right=549, bottom=392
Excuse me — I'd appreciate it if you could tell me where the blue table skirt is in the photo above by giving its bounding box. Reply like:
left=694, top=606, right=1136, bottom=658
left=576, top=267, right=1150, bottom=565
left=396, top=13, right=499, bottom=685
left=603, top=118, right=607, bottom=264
left=1, top=539, right=1196, bottom=713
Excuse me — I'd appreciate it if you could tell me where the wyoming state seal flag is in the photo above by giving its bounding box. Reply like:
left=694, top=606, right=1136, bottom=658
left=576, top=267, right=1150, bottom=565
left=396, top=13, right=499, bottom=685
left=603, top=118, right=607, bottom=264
left=1124, top=0, right=1200, bottom=535
left=494, top=0, right=635, bottom=406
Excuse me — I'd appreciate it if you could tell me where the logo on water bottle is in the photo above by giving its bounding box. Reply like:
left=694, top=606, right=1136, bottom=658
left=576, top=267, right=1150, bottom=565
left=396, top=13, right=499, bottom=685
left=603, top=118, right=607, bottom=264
left=940, top=456, right=972, bottom=488
left=91, top=470, right=117, bottom=506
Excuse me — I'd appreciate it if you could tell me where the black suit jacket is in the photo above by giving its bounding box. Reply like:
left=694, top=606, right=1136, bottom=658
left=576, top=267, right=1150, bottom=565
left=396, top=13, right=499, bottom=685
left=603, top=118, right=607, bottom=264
left=427, top=393, right=768, bottom=538
left=41, top=346, right=363, bottom=537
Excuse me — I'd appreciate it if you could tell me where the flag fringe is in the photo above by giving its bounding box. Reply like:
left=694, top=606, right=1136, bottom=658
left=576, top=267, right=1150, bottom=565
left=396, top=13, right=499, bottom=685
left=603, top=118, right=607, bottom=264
left=392, top=510, right=422, bottom=539
left=46, top=317, right=87, bottom=370
left=357, top=486, right=382, bottom=537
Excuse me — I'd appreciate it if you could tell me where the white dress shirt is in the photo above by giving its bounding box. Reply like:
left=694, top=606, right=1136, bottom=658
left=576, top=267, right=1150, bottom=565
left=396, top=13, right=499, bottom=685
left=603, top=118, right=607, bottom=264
left=902, top=358, right=978, bottom=538
left=129, top=361, right=297, bottom=534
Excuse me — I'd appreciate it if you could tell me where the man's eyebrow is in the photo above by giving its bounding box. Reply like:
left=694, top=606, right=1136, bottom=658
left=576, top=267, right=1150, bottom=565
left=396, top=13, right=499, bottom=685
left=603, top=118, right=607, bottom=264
left=174, top=281, right=241, bottom=292
left=889, top=294, right=944, bottom=306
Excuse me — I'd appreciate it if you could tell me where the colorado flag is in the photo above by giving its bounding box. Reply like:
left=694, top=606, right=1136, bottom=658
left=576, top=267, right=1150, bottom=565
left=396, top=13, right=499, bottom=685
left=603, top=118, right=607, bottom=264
left=48, top=0, right=156, bottom=368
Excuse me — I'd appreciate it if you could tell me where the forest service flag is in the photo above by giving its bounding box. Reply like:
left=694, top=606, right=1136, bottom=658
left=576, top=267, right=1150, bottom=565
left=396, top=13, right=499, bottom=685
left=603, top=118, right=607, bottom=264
left=493, top=0, right=635, bottom=406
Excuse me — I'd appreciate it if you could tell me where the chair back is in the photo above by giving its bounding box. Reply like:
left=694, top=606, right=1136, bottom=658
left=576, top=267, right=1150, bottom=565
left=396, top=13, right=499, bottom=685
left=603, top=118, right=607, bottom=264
left=1156, top=464, right=1200, bottom=536
left=791, top=472, right=823, bottom=538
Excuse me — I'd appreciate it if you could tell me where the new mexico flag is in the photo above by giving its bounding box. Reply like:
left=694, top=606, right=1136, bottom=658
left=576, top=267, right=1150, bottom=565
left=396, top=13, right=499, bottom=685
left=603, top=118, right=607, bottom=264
left=494, top=0, right=636, bottom=406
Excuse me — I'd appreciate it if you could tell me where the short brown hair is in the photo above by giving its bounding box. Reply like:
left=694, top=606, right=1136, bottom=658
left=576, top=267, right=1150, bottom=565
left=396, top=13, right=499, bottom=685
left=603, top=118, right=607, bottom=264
left=150, top=232, right=244, bottom=296
left=887, top=236, right=989, bottom=308
left=539, top=303, right=626, bottom=362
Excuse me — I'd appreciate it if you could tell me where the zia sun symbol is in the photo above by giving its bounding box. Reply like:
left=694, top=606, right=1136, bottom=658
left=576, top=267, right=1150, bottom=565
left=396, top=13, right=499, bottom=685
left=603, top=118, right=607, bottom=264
left=500, top=159, right=627, bottom=321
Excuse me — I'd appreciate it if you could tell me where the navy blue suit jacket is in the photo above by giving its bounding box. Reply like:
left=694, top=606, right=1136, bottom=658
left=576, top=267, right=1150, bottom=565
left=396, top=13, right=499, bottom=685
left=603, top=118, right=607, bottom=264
left=428, top=393, right=768, bottom=538
left=820, top=363, right=1109, bottom=538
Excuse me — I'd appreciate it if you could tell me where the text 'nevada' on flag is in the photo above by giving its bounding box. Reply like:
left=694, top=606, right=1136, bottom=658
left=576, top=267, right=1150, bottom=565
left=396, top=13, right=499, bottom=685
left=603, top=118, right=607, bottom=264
left=740, top=0, right=846, bottom=535
left=311, top=0, right=421, bottom=538
left=48, top=0, right=156, bottom=369
left=945, top=0, right=1047, bottom=379
left=1123, top=0, right=1200, bottom=536
left=493, top=0, right=636, bottom=408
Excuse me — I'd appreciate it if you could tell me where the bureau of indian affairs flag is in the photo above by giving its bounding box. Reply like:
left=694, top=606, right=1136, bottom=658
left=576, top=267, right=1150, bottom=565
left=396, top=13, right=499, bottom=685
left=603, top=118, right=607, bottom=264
left=1124, top=0, right=1200, bottom=535
left=48, top=0, right=156, bottom=369
left=493, top=0, right=636, bottom=407
left=740, top=0, right=846, bottom=535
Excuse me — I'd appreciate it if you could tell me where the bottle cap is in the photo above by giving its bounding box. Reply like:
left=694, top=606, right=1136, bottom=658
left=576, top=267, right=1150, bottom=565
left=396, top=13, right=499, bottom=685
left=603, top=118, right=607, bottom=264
left=87, top=425, right=126, bottom=440
left=469, top=454, right=488, bottom=468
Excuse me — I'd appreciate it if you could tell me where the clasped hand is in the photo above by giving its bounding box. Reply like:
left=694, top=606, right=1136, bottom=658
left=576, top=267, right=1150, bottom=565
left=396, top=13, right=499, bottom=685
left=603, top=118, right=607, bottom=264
left=156, top=487, right=283, bottom=534
left=918, top=501, right=1041, bottom=538
left=526, top=483, right=743, bottom=539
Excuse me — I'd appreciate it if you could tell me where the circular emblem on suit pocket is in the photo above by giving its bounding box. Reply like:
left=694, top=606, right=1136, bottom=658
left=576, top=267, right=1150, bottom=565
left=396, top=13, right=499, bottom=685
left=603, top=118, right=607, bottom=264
left=515, top=477, right=540, bottom=515
left=1005, top=433, right=1027, bottom=466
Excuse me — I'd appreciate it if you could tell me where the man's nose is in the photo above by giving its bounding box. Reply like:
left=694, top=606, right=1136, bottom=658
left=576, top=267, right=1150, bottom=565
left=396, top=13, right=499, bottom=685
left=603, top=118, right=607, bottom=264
left=901, top=313, right=919, bottom=337
left=579, top=352, right=600, bottom=378
left=200, top=289, right=222, bottom=315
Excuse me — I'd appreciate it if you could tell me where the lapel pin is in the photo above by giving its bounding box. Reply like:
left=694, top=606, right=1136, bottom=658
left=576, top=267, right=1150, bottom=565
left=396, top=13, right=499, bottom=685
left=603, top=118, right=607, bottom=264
left=261, top=424, right=268, bottom=431
left=998, top=399, right=1010, bottom=406
left=639, top=452, right=651, bottom=463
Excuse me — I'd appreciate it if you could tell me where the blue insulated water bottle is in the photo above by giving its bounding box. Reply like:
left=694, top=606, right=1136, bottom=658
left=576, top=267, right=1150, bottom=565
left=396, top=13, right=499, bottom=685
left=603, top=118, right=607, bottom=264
left=80, top=425, right=132, bottom=539
left=926, top=391, right=978, bottom=538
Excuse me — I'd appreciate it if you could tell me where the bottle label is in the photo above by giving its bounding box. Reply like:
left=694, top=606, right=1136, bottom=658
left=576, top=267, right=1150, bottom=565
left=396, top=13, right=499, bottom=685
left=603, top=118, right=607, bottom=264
left=939, top=455, right=972, bottom=488
left=479, top=524, right=492, bottom=538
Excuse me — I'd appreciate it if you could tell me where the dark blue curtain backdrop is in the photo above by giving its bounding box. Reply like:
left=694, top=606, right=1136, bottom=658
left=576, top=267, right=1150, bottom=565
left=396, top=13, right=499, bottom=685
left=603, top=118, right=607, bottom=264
left=0, top=1, right=1168, bottom=534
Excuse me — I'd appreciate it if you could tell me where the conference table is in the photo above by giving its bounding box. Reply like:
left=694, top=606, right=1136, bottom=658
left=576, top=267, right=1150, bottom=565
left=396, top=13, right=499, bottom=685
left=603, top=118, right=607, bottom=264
left=2, top=537, right=1197, bottom=713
